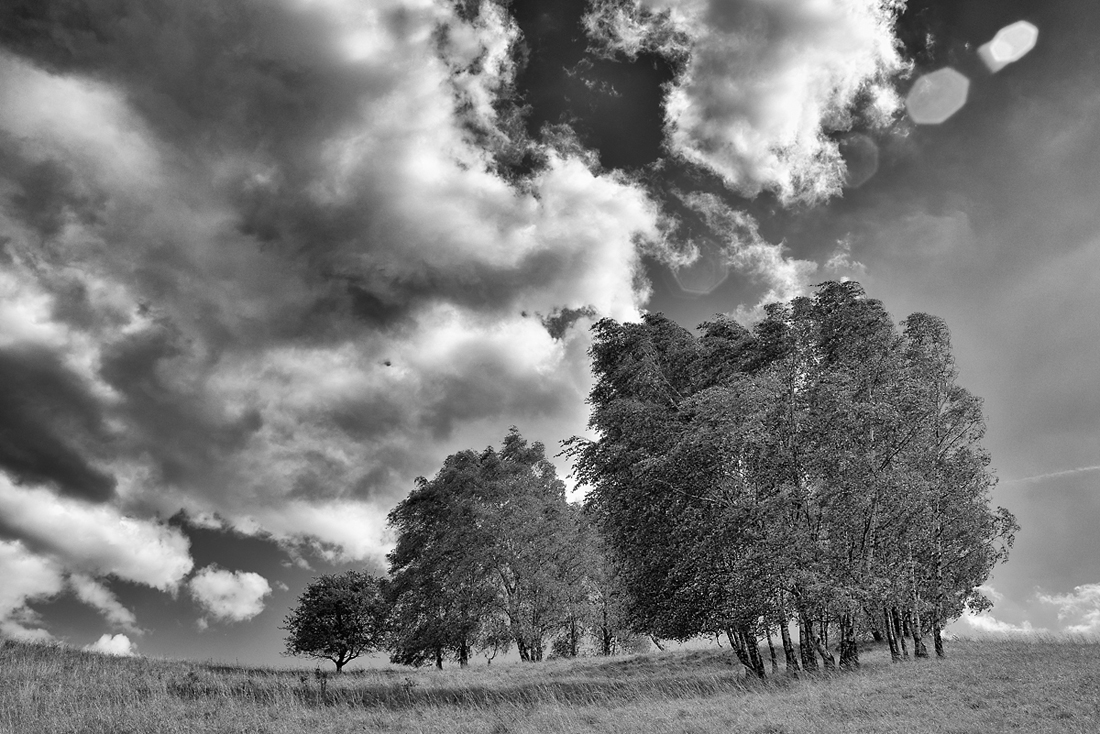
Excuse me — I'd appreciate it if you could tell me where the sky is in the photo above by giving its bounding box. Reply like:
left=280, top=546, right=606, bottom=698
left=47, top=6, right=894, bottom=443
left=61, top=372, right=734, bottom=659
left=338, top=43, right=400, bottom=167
left=0, top=0, right=1097, bottom=666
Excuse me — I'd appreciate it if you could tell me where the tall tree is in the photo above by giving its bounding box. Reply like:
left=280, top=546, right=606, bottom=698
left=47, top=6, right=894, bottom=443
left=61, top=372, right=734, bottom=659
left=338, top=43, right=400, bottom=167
left=570, top=282, right=1017, bottom=675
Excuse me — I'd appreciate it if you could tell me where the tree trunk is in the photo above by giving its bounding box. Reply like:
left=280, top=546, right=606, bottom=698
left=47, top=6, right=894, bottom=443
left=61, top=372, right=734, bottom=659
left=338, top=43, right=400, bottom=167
left=911, top=608, right=928, bottom=658
left=516, top=638, right=530, bottom=662
left=459, top=639, right=469, bottom=668
left=892, top=607, right=909, bottom=659
left=798, top=613, right=818, bottom=671
left=435, top=647, right=443, bottom=670
left=779, top=615, right=800, bottom=673
left=884, top=607, right=900, bottom=662
left=746, top=629, right=767, bottom=679
left=933, top=622, right=945, bottom=658
left=838, top=612, right=859, bottom=670
left=650, top=636, right=665, bottom=651
left=727, top=628, right=765, bottom=679
left=765, top=628, right=779, bottom=674
left=800, top=610, right=833, bottom=670
left=335, top=660, right=344, bottom=673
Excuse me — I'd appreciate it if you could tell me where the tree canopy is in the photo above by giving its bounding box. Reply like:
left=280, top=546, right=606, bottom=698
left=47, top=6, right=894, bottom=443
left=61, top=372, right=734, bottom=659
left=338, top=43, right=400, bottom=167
left=281, top=570, right=389, bottom=672
left=567, top=281, right=1016, bottom=675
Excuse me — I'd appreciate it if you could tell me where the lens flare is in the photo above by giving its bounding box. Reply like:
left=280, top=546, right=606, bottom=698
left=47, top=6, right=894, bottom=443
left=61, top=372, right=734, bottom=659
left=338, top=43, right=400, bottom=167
left=979, top=21, right=1039, bottom=73
left=905, top=68, right=970, bottom=125
left=672, top=246, right=730, bottom=295
left=839, top=133, right=880, bottom=189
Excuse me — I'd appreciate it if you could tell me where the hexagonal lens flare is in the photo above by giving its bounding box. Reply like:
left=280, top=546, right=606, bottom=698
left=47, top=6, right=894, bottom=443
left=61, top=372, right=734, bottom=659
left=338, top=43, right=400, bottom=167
left=906, top=68, right=970, bottom=125
left=979, top=21, right=1039, bottom=72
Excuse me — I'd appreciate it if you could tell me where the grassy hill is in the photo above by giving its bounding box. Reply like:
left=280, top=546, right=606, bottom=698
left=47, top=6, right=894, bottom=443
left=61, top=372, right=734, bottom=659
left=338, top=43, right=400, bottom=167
left=3, top=636, right=1098, bottom=733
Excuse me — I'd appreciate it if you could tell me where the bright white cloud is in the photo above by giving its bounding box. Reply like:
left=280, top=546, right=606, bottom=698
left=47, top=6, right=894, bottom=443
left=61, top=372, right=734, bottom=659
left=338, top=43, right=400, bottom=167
left=0, top=540, right=65, bottom=641
left=188, top=566, right=272, bottom=623
left=956, top=609, right=1043, bottom=635
left=591, top=0, right=908, bottom=202
left=1037, top=584, right=1100, bottom=634
left=83, top=633, right=136, bottom=657
left=69, top=574, right=141, bottom=634
left=0, top=477, right=193, bottom=590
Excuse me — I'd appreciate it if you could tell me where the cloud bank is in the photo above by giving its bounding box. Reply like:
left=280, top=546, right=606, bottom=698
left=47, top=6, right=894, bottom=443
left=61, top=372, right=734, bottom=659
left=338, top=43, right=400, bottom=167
left=0, top=0, right=912, bottom=639
left=589, top=0, right=908, bottom=201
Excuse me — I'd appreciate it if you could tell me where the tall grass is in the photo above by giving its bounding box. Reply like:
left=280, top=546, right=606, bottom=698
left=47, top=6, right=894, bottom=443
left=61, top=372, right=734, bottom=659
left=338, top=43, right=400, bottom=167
left=3, top=635, right=1099, bottom=733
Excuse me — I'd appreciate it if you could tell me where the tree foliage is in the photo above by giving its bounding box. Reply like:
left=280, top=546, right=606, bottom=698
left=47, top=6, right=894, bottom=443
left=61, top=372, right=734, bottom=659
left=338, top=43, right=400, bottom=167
left=568, top=281, right=1017, bottom=676
left=281, top=571, right=389, bottom=672
left=386, top=428, right=591, bottom=667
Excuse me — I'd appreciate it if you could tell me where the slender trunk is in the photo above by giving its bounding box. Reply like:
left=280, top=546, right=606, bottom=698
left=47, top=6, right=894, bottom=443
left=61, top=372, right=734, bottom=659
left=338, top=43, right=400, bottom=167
left=779, top=615, right=800, bottom=673
left=727, top=628, right=765, bottom=679
left=746, top=628, right=767, bottom=679
left=891, top=607, right=909, bottom=659
left=884, top=607, right=900, bottom=662
left=838, top=612, right=860, bottom=669
left=459, top=638, right=469, bottom=668
left=911, top=608, right=928, bottom=658
left=766, top=628, right=779, bottom=674
left=933, top=622, right=944, bottom=658
left=435, top=647, right=443, bottom=670
left=516, top=638, right=530, bottom=662
left=800, top=610, right=833, bottom=670
left=650, top=636, right=665, bottom=651
left=798, top=613, right=818, bottom=671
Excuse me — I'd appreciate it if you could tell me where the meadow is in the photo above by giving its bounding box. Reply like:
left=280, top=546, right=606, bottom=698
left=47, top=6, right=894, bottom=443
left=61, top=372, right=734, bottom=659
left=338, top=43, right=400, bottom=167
left=2, top=636, right=1098, bottom=733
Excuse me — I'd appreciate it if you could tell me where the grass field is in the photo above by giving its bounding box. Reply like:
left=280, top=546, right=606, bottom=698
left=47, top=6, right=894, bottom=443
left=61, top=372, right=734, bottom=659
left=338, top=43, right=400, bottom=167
left=3, top=636, right=1098, bottom=733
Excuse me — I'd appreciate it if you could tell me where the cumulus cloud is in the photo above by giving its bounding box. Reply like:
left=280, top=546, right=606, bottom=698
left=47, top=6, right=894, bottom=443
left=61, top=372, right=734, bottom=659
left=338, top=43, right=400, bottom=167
left=188, top=566, right=272, bottom=624
left=84, top=633, right=136, bottom=657
left=68, top=574, right=141, bottom=634
left=1037, top=584, right=1100, bottom=634
left=956, top=609, right=1044, bottom=636
left=0, top=477, right=193, bottom=590
left=0, top=539, right=64, bottom=641
left=0, top=0, right=660, bottom=567
left=588, top=0, right=908, bottom=202
left=0, top=0, right=914, bottom=644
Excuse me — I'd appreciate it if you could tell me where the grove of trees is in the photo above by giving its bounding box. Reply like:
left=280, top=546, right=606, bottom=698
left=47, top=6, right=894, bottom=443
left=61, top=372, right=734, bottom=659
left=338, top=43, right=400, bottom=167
left=566, top=281, right=1017, bottom=675
left=283, top=282, right=1015, bottom=677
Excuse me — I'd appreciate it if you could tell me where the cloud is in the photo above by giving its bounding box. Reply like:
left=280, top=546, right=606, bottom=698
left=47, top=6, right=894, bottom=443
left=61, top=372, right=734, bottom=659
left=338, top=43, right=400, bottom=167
left=0, top=0, right=661, bottom=576
left=83, top=633, right=136, bottom=657
left=956, top=610, right=1043, bottom=635
left=0, top=477, right=193, bottom=590
left=68, top=574, right=141, bottom=634
left=1004, top=466, right=1100, bottom=485
left=188, top=566, right=272, bottom=624
left=1037, top=584, right=1100, bottom=634
left=0, top=539, right=65, bottom=641
left=589, top=0, right=908, bottom=202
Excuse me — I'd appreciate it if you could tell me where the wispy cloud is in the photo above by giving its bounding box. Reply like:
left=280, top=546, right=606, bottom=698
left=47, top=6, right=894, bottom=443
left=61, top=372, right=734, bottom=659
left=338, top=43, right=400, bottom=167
left=1003, top=465, right=1100, bottom=485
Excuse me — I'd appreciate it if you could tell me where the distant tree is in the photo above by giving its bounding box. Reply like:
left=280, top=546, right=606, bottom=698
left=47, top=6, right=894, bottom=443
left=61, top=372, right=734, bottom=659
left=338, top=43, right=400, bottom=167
left=282, top=571, right=389, bottom=672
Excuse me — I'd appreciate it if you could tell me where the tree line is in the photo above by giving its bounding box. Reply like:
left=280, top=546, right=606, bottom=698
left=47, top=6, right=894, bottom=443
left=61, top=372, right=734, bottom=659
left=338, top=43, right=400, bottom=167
left=284, top=282, right=1016, bottom=676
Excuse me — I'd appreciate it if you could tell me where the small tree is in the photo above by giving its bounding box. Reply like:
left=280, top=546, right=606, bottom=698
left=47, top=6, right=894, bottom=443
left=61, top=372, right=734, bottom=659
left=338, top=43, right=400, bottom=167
left=282, top=571, right=389, bottom=672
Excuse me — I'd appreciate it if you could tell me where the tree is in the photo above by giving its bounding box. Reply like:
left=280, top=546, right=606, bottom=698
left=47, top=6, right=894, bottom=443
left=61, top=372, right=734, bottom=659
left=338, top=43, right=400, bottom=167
left=282, top=571, right=389, bottom=672
left=386, top=428, right=585, bottom=666
left=569, top=282, right=1016, bottom=677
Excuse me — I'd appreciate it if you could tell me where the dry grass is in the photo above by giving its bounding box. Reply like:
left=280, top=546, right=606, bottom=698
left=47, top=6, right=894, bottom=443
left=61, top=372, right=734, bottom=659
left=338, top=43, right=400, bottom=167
left=3, top=635, right=1099, bottom=733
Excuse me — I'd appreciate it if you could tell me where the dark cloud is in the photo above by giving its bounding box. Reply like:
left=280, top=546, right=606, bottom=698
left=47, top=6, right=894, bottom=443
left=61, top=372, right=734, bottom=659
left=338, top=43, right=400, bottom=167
left=0, top=345, right=115, bottom=502
left=97, top=324, right=263, bottom=488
